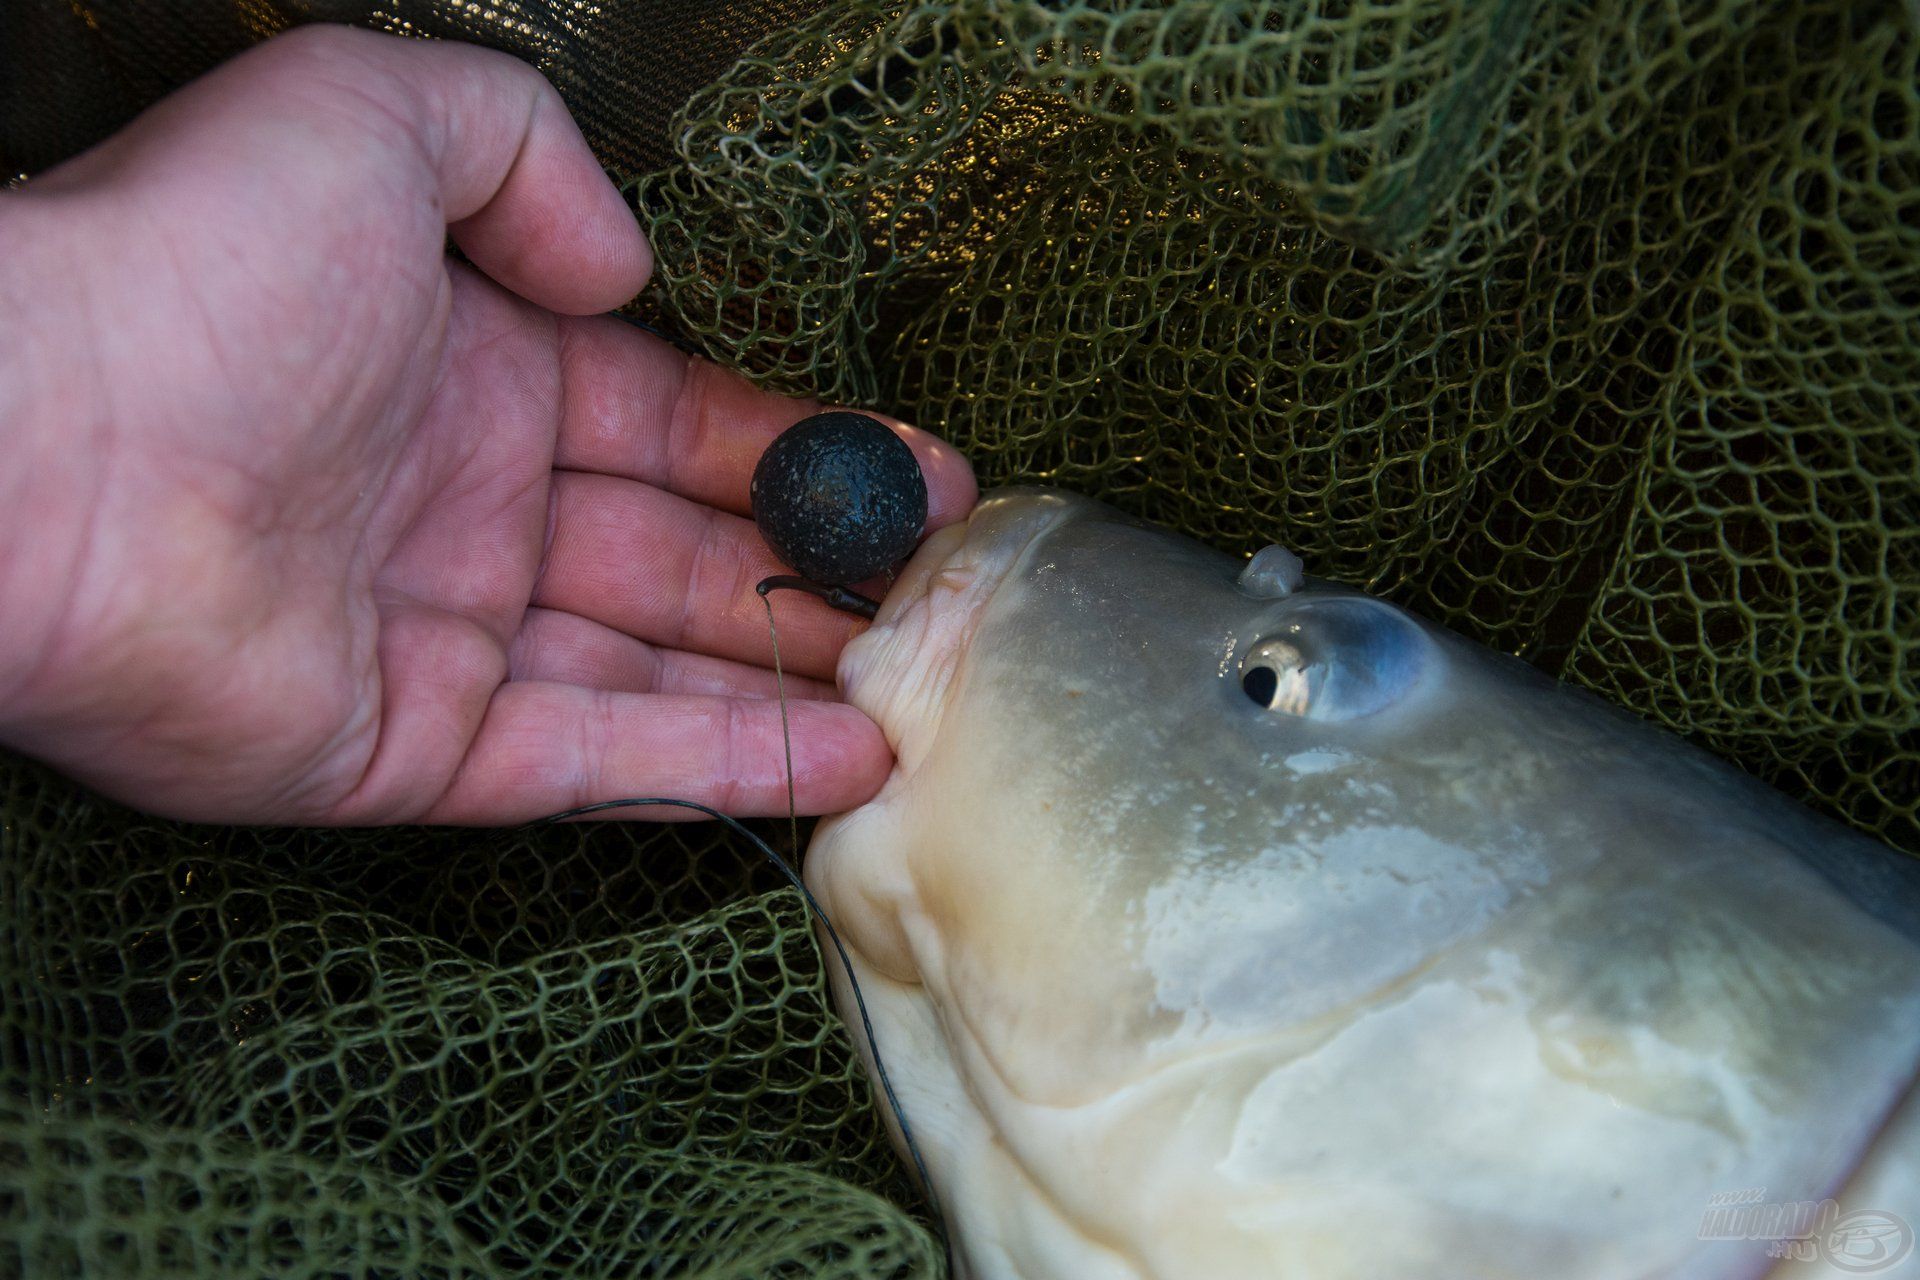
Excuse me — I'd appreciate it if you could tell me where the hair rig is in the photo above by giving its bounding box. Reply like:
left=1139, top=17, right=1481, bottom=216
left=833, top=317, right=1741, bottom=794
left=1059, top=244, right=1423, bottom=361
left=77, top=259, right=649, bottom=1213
left=750, top=411, right=929, bottom=620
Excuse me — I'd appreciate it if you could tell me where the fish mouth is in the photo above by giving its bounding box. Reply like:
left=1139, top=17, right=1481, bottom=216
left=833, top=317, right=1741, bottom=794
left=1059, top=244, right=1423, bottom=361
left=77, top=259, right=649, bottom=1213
left=838, top=489, right=1086, bottom=766
left=869, top=523, right=968, bottom=630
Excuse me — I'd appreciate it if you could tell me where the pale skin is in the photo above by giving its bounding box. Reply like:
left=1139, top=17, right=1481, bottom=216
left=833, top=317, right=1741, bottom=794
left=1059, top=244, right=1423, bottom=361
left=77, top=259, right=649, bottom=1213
left=0, top=25, right=976, bottom=826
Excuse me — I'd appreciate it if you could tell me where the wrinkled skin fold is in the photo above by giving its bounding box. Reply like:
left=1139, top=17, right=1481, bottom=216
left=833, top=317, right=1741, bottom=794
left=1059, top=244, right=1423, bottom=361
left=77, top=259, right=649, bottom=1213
left=805, top=490, right=1920, bottom=1280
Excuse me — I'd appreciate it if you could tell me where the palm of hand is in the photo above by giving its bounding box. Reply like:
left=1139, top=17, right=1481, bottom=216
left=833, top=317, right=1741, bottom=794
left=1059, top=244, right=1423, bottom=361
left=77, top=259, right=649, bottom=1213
left=1, top=28, right=972, bottom=825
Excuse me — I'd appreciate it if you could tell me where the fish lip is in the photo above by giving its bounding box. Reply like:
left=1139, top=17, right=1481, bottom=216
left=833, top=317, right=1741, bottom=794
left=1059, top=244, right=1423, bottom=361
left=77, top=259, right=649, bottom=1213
left=837, top=489, right=1088, bottom=725
left=871, top=531, right=954, bottom=630
left=872, top=488, right=1090, bottom=631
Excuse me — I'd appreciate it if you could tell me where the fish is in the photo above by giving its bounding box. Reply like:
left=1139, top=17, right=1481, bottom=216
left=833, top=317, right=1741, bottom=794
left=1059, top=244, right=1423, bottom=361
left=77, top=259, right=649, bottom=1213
left=801, top=488, right=1920, bottom=1280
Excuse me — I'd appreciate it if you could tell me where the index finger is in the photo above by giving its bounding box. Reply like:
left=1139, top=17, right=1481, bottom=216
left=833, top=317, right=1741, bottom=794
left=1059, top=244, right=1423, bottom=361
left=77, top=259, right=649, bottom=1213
left=551, top=312, right=978, bottom=527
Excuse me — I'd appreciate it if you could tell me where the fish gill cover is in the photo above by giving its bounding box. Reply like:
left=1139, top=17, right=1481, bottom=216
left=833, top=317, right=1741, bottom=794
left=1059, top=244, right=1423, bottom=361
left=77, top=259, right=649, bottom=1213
left=1, top=0, right=1916, bottom=1275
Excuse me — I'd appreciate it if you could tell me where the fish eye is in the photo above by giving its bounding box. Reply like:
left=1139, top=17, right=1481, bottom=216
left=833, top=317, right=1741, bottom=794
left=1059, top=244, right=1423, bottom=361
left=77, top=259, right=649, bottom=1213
left=1238, top=599, right=1426, bottom=721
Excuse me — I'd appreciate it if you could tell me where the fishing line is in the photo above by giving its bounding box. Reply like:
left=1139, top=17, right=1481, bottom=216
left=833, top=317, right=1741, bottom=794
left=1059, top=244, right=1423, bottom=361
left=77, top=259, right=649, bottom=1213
left=761, top=588, right=801, bottom=863
left=534, top=591, right=952, bottom=1272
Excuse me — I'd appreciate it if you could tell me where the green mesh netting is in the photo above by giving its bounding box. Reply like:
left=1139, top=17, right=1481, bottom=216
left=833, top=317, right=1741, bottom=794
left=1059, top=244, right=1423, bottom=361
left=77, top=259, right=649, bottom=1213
left=1, top=758, right=937, bottom=1276
left=5, top=0, right=1919, bottom=1275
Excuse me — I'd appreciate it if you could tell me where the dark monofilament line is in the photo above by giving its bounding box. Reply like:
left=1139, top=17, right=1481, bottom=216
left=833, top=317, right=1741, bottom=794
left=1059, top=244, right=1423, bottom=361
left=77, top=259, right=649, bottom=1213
left=534, top=795, right=951, bottom=1271
left=533, top=591, right=949, bottom=1272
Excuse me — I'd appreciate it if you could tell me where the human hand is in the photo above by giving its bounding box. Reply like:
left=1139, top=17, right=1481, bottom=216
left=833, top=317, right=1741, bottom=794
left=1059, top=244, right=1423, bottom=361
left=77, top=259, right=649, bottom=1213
left=0, top=26, right=974, bottom=826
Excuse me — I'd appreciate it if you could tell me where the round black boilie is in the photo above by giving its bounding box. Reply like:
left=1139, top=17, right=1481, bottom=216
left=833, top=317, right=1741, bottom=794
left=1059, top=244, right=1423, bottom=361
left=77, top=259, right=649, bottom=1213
left=751, top=412, right=928, bottom=587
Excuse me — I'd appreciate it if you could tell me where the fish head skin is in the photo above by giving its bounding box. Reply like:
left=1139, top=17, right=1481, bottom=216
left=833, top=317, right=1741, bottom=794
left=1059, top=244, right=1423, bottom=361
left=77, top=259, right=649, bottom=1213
left=817, top=487, right=1567, bottom=1065
left=804, top=488, right=1920, bottom=1280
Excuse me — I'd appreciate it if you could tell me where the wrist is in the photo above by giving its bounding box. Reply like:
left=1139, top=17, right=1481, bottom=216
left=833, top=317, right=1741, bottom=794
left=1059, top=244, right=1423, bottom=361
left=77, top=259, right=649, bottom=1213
left=0, top=189, right=110, bottom=738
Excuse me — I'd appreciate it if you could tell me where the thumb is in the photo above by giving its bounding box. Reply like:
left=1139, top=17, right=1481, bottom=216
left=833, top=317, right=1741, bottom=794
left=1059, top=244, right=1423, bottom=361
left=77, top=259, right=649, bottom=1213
left=358, top=29, right=655, bottom=314
left=42, top=24, right=653, bottom=316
